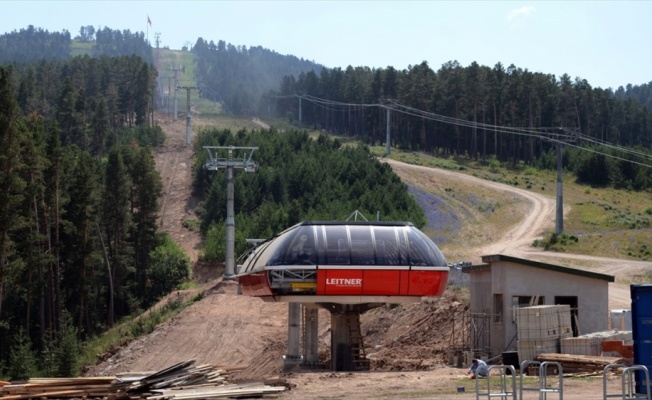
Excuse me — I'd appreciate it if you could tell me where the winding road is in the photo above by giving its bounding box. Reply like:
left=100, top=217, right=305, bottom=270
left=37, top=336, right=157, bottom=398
left=384, top=158, right=652, bottom=309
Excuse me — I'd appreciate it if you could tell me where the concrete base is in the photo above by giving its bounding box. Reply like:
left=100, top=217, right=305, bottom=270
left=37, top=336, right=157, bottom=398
left=282, top=355, right=303, bottom=371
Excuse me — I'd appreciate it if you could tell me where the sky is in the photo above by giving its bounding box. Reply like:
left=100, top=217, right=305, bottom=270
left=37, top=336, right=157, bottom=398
left=2, top=1, right=651, bottom=90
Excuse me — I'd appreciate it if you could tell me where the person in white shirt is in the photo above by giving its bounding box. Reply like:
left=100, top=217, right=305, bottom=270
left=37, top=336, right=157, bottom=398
left=467, top=359, right=488, bottom=379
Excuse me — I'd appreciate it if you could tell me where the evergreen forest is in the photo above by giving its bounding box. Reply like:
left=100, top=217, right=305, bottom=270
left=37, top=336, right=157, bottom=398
left=267, top=61, right=652, bottom=190
left=0, top=53, right=185, bottom=377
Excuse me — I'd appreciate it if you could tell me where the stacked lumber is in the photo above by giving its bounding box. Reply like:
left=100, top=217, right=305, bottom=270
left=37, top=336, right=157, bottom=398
left=0, top=377, right=116, bottom=400
left=0, top=359, right=288, bottom=400
left=536, top=353, right=625, bottom=374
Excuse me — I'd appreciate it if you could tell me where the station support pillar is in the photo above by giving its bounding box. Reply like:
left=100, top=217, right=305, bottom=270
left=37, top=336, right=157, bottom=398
left=284, top=303, right=302, bottom=370
left=303, top=306, right=319, bottom=365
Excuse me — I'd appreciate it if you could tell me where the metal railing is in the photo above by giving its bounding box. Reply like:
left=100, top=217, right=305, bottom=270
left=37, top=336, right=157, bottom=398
left=603, top=364, right=651, bottom=400
left=475, top=365, right=517, bottom=400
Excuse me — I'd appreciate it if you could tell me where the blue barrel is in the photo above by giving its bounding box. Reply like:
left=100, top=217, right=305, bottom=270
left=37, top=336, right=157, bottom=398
left=631, top=284, right=652, bottom=394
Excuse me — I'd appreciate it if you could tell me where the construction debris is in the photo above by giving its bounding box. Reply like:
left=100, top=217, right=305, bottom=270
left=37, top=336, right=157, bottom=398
left=536, top=353, right=626, bottom=374
left=0, top=359, right=289, bottom=400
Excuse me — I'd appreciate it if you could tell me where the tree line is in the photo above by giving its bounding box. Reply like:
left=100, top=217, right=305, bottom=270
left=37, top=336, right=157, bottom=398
left=269, top=61, right=652, bottom=190
left=0, top=55, right=188, bottom=377
left=0, top=26, right=152, bottom=65
left=0, top=25, right=71, bottom=63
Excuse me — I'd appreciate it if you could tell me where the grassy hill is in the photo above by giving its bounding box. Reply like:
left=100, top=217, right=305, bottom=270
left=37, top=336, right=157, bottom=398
left=154, top=48, right=223, bottom=117
left=367, top=146, right=652, bottom=263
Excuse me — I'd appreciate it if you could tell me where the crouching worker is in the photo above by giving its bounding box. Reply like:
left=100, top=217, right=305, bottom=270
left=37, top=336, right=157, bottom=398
left=467, top=359, right=488, bottom=379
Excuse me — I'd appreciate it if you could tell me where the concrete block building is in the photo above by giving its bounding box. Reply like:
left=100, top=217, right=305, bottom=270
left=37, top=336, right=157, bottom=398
left=462, top=254, right=615, bottom=358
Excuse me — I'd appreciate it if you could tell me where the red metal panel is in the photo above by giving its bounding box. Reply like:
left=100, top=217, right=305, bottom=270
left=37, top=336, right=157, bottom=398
left=407, top=271, right=448, bottom=296
left=362, top=270, right=401, bottom=295
left=399, top=270, right=410, bottom=295
left=238, top=272, right=273, bottom=297
left=317, top=269, right=363, bottom=295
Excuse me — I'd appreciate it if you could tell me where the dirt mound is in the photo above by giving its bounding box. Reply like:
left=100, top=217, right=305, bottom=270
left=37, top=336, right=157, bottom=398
left=362, top=292, right=468, bottom=371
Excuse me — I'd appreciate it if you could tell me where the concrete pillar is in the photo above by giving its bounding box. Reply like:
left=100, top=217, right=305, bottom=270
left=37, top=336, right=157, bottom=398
left=303, top=306, right=319, bottom=365
left=284, top=303, right=302, bottom=370
left=224, top=166, right=235, bottom=279
left=330, top=311, right=356, bottom=371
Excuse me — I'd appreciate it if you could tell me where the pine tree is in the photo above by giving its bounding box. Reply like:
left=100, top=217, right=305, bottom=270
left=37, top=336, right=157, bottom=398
left=8, top=329, right=38, bottom=380
left=0, top=67, right=27, bottom=324
left=101, top=148, right=133, bottom=325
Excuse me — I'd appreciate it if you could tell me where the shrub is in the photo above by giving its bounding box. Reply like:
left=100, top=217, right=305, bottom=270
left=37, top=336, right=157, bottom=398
left=8, top=329, right=37, bottom=380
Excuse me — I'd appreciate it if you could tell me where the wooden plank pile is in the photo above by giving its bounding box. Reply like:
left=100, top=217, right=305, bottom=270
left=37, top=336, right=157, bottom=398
left=0, top=359, right=289, bottom=400
left=0, top=377, right=116, bottom=399
left=537, top=352, right=626, bottom=374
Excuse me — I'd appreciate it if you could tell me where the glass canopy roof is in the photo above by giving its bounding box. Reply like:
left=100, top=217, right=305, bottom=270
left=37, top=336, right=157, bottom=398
left=239, top=221, right=447, bottom=274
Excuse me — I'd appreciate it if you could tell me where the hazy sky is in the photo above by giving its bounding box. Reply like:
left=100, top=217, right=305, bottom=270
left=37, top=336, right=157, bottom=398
left=3, top=1, right=650, bottom=90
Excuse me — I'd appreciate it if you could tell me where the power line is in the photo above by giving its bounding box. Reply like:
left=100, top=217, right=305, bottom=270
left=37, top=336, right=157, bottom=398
left=279, top=93, right=652, bottom=169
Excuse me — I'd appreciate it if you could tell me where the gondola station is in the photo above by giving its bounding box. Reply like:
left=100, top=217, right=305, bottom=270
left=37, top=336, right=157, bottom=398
left=237, top=221, right=449, bottom=371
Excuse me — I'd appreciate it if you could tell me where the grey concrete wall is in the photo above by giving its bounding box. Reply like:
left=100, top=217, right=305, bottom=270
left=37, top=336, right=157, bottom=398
left=470, top=270, right=491, bottom=314
left=468, top=261, right=609, bottom=357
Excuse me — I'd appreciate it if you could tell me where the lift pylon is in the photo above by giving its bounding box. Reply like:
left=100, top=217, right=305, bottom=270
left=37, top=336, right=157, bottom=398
left=203, top=146, right=259, bottom=279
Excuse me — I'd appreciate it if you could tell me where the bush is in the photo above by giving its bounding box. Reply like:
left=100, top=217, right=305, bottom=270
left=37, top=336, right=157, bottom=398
left=146, top=234, right=191, bottom=304
left=8, top=329, right=37, bottom=380
left=55, top=322, right=80, bottom=377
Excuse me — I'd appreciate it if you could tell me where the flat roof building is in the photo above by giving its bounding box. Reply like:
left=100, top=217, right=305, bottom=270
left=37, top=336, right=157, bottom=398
left=463, top=254, right=614, bottom=358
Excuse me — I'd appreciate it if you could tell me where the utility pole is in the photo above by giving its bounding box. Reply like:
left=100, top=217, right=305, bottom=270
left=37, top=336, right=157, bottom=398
left=385, top=106, right=391, bottom=156
left=167, top=76, right=172, bottom=115
left=298, top=95, right=302, bottom=127
left=545, top=127, right=577, bottom=236
left=381, top=100, right=394, bottom=156
left=203, top=146, right=259, bottom=279
left=169, top=64, right=184, bottom=121
left=178, top=86, right=197, bottom=146
left=154, top=32, right=161, bottom=49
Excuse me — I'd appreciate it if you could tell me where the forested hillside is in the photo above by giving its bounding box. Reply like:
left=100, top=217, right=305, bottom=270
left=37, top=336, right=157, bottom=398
left=192, top=38, right=323, bottom=115
left=0, top=57, right=189, bottom=378
left=270, top=61, right=652, bottom=190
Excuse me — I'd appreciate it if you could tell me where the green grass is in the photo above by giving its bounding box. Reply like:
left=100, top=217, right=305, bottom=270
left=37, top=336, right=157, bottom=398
left=195, top=115, right=265, bottom=132
left=70, top=40, right=93, bottom=56
left=155, top=48, right=220, bottom=116
left=369, top=146, right=465, bottom=171
left=182, top=218, right=200, bottom=232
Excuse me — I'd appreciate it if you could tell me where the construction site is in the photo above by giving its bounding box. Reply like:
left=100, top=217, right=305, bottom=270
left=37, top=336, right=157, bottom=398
left=2, top=112, right=652, bottom=400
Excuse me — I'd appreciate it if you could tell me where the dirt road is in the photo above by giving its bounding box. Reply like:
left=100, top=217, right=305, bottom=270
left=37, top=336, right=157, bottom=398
left=385, top=158, right=652, bottom=310
left=154, top=116, right=202, bottom=263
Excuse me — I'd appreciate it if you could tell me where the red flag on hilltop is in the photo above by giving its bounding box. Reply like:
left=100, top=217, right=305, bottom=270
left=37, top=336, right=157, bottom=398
left=147, top=15, right=152, bottom=26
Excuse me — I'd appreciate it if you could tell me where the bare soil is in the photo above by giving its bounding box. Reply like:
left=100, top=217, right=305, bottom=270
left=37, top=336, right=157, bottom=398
left=85, top=114, right=651, bottom=399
